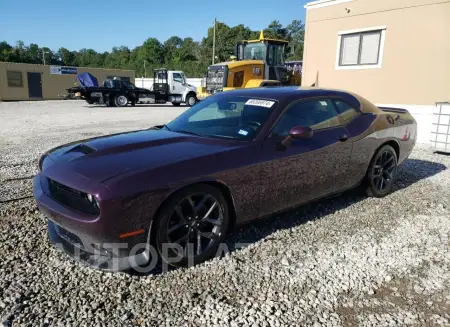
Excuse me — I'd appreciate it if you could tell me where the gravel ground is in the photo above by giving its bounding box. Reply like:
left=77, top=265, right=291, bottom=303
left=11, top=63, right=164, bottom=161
left=0, top=100, right=449, bottom=327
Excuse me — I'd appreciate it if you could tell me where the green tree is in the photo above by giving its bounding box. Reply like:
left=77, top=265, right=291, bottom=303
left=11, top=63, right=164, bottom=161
left=104, top=46, right=131, bottom=69
left=176, top=38, right=197, bottom=62
left=286, top=19, right=305, bottom=60
left=0, top=41, right=16, bottom=62
left=74, top=49, right=99, bottom=67
left=264, top=20, right=288, bottom=40
left=200, top=21, right=256, bottom=64
left=139, top=38, right=164, bottom=65
left=57, top=47, right=76, bottom=66
left=163, top=36, right=183, bottom=63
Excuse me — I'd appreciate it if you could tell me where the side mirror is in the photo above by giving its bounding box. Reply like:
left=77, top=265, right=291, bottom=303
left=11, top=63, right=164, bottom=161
left=280, top=126, right=313, bottom=148
left=289, top=126, right=313, bottom=139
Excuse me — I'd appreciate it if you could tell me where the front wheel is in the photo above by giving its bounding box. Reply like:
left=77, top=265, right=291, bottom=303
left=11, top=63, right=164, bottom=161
left=155, top=185, right=230, bottom=268
left=115, top=94, right=128, bottom=107
left=365, top=145, right=398, bottom=197
left=186, top=94, right=197, bottom=107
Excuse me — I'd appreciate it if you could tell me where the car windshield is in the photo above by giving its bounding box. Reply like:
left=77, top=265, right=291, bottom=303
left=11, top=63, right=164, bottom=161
left=243, top=43, right=266, bottom=60
left=166, top=95, right=277, bottom=140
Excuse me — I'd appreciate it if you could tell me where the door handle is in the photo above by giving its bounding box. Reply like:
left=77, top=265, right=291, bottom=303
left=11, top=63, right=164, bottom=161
left=338, top=134, right=349, bottom=142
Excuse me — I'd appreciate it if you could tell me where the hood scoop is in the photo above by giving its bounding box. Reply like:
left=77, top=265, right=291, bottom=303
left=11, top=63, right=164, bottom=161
left=66, top=144, right=96, bottom=155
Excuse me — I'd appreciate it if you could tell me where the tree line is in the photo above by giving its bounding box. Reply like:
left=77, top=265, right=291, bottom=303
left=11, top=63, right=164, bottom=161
left=0, top=20, right=304, bottom=78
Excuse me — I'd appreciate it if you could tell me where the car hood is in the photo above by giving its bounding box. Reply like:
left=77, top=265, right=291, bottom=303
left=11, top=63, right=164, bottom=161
left=45, top=129, right=236, bottom=183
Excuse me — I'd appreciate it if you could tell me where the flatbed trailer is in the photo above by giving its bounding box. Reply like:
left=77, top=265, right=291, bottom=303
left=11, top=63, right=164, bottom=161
left=68, top=69, right=198, bottom=107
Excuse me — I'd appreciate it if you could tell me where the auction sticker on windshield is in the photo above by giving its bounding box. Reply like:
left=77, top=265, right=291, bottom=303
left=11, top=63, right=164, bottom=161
left=238, top=129, right=249, bottom=136
left=245, top=99, right=275, bottom=108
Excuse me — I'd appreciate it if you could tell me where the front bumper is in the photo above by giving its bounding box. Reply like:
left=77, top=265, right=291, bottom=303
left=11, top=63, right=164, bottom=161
left=34, top=173, right=153, bottom=271
left=47, top=219, right=151, bottom=271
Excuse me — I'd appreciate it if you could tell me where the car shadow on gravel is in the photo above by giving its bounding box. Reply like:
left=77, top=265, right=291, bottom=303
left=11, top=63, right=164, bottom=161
left=131, top=159, right=446, bottom=276
left=225, top=159, right=446, bottom=251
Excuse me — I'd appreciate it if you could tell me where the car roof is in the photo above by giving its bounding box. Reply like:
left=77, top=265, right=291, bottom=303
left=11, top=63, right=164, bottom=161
left=213, top=86, right=380, bottom=113
left=215, top=86, right=351, bottom=101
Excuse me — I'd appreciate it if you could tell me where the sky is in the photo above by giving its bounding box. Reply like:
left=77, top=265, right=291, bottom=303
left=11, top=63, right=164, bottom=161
left=0, top=0, right=309, bottom=52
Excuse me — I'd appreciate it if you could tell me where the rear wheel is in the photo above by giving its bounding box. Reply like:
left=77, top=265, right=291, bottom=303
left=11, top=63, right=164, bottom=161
left=115, top=94, right=128, bottom=107
left=155, top=184, right=230, bottom=267
left=365, top=145, right=398, bottom=197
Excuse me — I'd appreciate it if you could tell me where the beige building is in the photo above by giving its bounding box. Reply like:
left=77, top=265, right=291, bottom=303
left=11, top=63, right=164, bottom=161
left=302, top=0, right=450, bottom=143
left=0, top=62, right=135, bottom=101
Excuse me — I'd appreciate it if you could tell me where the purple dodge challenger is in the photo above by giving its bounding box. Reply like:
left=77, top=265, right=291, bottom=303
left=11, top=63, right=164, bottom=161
left=34, top=87, right=417, bottom=271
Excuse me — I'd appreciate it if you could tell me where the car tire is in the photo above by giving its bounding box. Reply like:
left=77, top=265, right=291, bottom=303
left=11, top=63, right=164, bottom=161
left=365, top=145, right=398, bottom=198
left=154, top=184, right=230, bottom=268
left=172, top=102, right=181, bottom=106
left=115, top=94, right=128, bottom=107
left=186, top=94, right=197, bottom=107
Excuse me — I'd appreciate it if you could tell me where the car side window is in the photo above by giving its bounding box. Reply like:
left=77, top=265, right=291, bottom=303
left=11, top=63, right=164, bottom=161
left=173, top=73, right=184, bottom=84
left=333, top=99, right=359, bottom=125
left=272, top=99, right=340, bottom=137
left=122, top=81, right=134, bottom=89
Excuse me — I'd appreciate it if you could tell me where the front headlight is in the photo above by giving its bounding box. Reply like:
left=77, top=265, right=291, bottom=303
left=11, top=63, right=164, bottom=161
left=86, top=193, right=99, bottom=209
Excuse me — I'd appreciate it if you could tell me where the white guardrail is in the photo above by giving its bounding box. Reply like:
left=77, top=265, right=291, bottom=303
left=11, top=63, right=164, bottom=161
left=134, top=78, right=204, bottom=91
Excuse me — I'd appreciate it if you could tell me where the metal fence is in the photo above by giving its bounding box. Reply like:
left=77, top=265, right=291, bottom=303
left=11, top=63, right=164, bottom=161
left=430, top=102, right=450, bottom=153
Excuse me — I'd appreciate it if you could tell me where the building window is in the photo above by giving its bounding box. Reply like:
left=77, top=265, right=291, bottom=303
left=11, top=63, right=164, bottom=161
left=336, top=27, right=386, bottom=70
left=7, top=71, right=23, bottom=87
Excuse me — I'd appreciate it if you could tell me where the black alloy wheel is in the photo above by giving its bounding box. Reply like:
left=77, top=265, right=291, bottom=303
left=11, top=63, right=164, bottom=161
left=366, top=145, right=398, bottom=197
left=155, top=185, right=229, bottom=267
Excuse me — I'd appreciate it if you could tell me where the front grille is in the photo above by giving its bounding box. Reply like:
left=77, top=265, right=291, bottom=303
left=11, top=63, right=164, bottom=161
left=48, top=179, right=99, bottom=216
left=55, top=224, right=83, bottom=245
left=206, top=69, right=225, bottom=93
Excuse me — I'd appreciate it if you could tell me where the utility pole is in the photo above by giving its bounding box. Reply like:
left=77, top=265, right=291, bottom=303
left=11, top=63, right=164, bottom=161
left=144, top=60, right=147, bottom=78
left=212, top=18, right=216, bottom=65
left=41, top=49, right=49, bottom=65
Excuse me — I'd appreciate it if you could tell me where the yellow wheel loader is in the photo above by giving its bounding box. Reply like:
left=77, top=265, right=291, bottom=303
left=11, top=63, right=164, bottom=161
left=198, top=31, right=301, bottom=100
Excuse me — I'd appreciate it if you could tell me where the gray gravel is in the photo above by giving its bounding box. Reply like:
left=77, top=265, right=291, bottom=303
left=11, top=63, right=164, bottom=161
left=1, top=100, right=449, bottom=326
